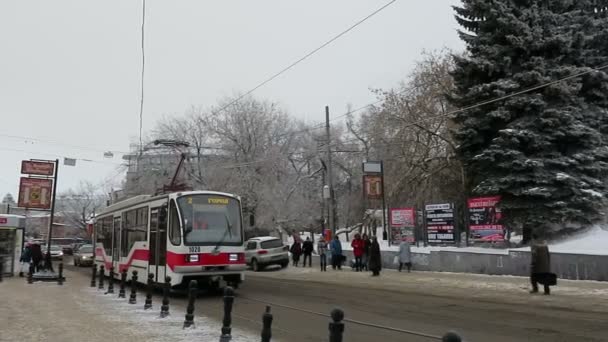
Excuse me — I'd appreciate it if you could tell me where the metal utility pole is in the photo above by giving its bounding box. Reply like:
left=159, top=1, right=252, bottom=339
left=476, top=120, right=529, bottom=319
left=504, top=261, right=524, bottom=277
left=43, top=159, right=59, bottom=272
left=325, top=106, right=336, bottom=237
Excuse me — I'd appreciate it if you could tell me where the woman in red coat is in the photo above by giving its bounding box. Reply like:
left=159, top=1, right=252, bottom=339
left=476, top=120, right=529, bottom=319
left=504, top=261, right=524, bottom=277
left=351, top=234, right=365, bottom=272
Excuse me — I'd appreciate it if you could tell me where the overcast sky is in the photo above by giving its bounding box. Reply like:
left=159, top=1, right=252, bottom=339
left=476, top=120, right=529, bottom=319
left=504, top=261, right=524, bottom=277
left=0, top=0, right=463, bottom=199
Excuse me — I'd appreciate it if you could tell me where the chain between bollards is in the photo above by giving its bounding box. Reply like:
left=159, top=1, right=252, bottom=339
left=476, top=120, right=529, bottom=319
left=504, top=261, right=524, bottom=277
left=329, top=308, right=344, bottom=342
left=220, top=286, right=234, bottom=342
left=144, top=273, right=153, bottom=310
left=106, top=267, right=114, bottom=294
left=90, top=264, right=97, bottom=287
left=183, top=280, right=197, bottom=329
left=129, top=270, right=138, bottom=304
left=57, top=263, right=64, bottom=285
left=261, top=306, right=273, bottom=342
left=98, top=265, right=105, bottom=290
left=160, top=276, right=171, bottom=318
left=118, top=269, right=127, bottom=298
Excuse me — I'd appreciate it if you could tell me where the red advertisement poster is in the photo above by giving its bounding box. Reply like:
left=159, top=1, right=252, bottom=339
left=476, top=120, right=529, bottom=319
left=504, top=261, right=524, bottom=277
left=21, top=160, right=55, bottom=176
left=468, top=196, right=504, bottom=242
left=18, top=177, right=53, bottom=209
left=390, top=208, right=415, bottom=245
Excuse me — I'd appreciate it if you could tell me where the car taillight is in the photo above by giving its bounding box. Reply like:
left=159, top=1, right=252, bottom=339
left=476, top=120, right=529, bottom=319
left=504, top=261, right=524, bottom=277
left=257, top=250, right=268, bottom=255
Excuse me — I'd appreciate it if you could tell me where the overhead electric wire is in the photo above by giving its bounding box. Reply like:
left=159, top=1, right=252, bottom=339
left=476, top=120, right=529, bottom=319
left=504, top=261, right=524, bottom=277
left=212, top=0, right=398, bottom=115
left=0, top=133, right=128, bottom=155
left=0, top=147, right=123, bottom=166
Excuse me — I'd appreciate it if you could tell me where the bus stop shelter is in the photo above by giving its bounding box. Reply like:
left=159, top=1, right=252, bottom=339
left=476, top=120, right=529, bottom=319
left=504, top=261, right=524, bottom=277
left=0, top=214, right=26, bottom=277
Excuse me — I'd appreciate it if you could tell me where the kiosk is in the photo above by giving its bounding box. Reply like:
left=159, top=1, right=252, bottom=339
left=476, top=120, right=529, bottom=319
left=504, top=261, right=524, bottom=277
left=0, top=214, right=26, bottom=277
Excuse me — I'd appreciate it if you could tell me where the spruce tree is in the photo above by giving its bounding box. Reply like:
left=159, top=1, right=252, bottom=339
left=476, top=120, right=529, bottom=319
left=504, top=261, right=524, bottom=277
left=451, top=0, right=608, bottom=238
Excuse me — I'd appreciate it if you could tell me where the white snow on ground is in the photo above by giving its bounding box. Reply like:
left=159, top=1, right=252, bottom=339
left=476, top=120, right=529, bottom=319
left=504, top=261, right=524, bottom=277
left=286, top=225, right=608, bottom=256
left=81, top=288, right=261, bottom=342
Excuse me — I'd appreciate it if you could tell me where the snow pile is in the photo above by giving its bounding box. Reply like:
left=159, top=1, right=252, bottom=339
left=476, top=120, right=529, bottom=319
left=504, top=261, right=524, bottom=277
left=548, top=225, right=608, bottom=255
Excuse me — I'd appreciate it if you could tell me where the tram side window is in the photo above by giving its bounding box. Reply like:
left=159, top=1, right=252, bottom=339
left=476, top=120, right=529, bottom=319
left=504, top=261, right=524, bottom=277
left=100, top=217, right=113, bottom=256
left=169, top=200, right=181, bottom=245
left=122, top=207, right=148, bottom=255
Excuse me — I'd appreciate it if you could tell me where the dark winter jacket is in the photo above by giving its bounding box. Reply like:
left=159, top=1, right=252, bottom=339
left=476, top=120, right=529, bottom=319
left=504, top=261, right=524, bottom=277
left=351, top=238, right=365, bottom=257
left=531, top=240, right=551, bottom=274
left=20, top=246, right=32, bottom=263
left=290, top=242, right=302, bottom=256
left=363, top=239, right=371, bottom=255
left=30, top=244, right=43, bottom=264
left=330, top=239, right=342, bottom=256
left=302, top=240, right=314, bottom=254
left=368, top=240, right=382, bottom=272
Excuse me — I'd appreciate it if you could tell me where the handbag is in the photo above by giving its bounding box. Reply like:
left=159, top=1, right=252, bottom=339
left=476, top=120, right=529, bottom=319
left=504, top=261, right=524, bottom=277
left=539, top=273, right=557, bottom=286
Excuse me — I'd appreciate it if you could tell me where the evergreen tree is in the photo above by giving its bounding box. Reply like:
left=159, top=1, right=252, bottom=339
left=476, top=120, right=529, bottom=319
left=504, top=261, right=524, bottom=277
left=451, top=0, right=608, bottom=238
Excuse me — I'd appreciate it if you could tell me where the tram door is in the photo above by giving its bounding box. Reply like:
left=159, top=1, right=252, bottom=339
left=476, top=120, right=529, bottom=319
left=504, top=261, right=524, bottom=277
left=149, top=206, right=167, bottom=283
left=112, top=217, right=121, bottom=269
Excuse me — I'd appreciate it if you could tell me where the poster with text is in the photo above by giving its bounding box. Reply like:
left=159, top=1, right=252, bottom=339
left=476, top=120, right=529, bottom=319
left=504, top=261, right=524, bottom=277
left=18, top=177, right=53, bottom=209
left=389, top=208, right=415, bottom=245
left=468, top=196, right=504, bottom=242
left=363, top=175, right=382, bottom=200
left=425, top=203, right=456, bottom=244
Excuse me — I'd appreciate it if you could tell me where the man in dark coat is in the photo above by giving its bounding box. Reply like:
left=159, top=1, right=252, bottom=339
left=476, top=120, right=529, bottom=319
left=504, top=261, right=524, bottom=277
left=30, top=243, right=43, bottom=272
left=368, top=236, right=382, bottom=276
left=302, top=237, right=314, bottom=267
left=530, top=234, right=552, bottom=295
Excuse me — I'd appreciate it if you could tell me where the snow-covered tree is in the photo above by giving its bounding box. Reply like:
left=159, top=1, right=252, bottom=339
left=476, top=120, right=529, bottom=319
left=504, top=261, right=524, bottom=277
left=451, top=0, right=608, bottom=238
left=2, top=193, right=16, bottom=205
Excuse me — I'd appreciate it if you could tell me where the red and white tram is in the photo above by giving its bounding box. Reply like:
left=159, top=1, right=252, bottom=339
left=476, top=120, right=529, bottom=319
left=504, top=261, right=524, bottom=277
left=93, top=191, right=246, bottom=289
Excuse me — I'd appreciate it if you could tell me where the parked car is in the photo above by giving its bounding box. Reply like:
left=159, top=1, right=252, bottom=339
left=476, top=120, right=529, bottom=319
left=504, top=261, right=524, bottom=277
left=73, top=244, right=94, bottom=267
left=244, top=237, right=289, bottom=272
left=49, top=245, right=64, bottom=260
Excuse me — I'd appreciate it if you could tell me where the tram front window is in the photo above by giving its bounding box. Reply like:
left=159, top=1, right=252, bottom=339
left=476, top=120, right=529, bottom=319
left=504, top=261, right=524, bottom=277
left=177, top=195, right=243, bottom=246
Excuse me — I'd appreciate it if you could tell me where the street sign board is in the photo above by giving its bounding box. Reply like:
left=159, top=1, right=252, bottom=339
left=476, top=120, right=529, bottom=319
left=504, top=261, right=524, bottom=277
left=18, top=177, right=53, bottom=209
left=21, top=160, right=55, bottom=176
left=362, top=161, right=382, bottom=173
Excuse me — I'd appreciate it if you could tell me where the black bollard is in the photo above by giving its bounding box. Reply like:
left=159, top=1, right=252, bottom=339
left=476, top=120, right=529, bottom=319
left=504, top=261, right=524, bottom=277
left=0, top=256, right=4, bottom=282
left=220, top=286, right=234, bottom=342
left=442, top=332, right=463, bottom=342
left=261, top=306, right=273, bottom=342
left=183, top=280, right=197, bottom=328
left=90, top=264, right=97, bottom=288
left=329, top=308, right=344, bottom=342
left=57, top=263, right=64, bottom=285
left=129, top=270, right=138, bottom=304
left=27, top=263, right=34, bottom=284
left=107, top=267, right=115, bottom=294
left=144, top=273, right=153, bottom=310
left=98, top=265, right=105, bottom=290
left=118, top=269, right=127, bottom=298
left=160, top=276, right=171, bottom=318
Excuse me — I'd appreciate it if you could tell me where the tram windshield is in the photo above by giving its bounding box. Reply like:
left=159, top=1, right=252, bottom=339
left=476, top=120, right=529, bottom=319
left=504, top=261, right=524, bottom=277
left=177, top=194, right=243, bottom=246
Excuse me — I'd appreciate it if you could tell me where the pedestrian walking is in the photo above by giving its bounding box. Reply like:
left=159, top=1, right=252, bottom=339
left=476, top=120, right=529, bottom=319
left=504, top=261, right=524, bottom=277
left=19, top=243, right=32, bottom=277
left=30, top=243, right=43, bottom=273
left=530, top=234, right=554, bottom=295
left=362, top=234, right=371, bottom=271
left=302, top=237, right=314, bottom=267
left=290, top=240, right=302, bottom=267
left=317, top=237, right=328, bottom=271
left=330, top=236, right=343, bottom=270
left=350, top=234, right=365, bottom=272
left=398, top=238, right=412, bottom=272
left=368, top=236, right=382, bottom=276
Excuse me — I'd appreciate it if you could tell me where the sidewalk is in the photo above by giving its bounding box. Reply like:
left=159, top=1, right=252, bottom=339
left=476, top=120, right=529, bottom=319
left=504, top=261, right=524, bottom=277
left=249, top=265, right=608, bottom=313
left=0, top=269, right=257, bottom=342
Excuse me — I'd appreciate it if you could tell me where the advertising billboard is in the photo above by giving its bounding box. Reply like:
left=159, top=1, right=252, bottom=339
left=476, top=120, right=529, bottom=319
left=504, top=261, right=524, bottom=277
left=425, top=203, right=456, bottom=244
left=389, top=207, right=415, bottom=245
left=18, top=177, right=53, bottom=209
left=363, top=175, right=383, bottom=200
left=468, top=196, right=504, bottom=242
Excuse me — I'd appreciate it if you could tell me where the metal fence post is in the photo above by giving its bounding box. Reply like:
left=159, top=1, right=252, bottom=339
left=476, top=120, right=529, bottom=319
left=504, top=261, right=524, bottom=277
left=129, top=270, right=138, bottom=304
left=261, top=306, right=273, bottom=342
left=98, top=265, right=105, bottom=290
left=144, top=273, right=153, bottom=310
left=57, top=263, right=63, bottom=285
left=220, top=286, right=234, bottom=342
left=107, top=267, right=114, bottom=294
left=160, top=276, right=171, bottom=318
left=90, top=264, right=97, bottom=287
left=183, top=280, right=197, bottom=328
left=118, top=269, right=127, bottom=298
left=442, top=332, right=462, bottom=342
left=329, top=308, right=344, bottom=342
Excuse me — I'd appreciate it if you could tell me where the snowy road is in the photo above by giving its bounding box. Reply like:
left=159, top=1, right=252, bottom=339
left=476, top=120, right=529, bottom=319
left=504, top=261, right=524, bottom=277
left=63, top=259, right=608, bottom=342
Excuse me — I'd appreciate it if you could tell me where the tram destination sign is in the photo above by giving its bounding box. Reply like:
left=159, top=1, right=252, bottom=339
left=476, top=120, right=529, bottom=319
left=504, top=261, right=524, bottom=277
left=21, top=160, right=55, bottom=176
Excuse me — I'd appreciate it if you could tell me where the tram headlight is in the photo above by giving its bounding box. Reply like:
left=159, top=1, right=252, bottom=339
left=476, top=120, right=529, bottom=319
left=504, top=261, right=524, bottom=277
left=229, top=253, right=238, bottom=262
left=187, top=254, right=199, bottom=262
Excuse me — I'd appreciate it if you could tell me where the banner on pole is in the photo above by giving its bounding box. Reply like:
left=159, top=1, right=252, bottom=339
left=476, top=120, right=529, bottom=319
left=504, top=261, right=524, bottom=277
left=21, top=160, right=55, bottom=176
left=363, top=175, right=382, bottom=199
left=63, top=158, right=77, bottom=166
left=468, top=196, right=504, bottom=242
left=18, top=177, right=53, bottom=209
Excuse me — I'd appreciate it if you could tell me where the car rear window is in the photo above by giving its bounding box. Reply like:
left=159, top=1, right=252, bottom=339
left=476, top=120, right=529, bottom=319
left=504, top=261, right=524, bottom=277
left=260, top=239, right=283, bottom=249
